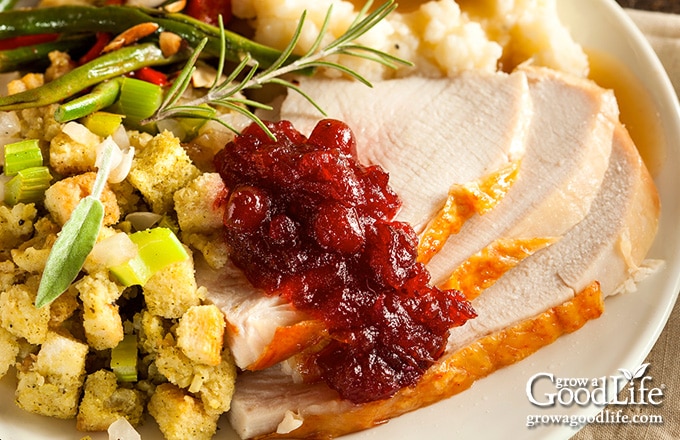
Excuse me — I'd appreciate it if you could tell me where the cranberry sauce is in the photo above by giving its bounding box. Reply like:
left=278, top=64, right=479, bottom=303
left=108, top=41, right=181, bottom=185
left=214, top=119, right=476, bottom=403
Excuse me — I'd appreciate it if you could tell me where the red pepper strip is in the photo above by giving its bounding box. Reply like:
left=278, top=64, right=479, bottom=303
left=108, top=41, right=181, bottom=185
left=131, top=66, right=170, bottom=87
left=0, top=33, right=59, bottom=51
left=78, top=32, right=112, bottom=65
left=184, top=0, right=232, bottom=26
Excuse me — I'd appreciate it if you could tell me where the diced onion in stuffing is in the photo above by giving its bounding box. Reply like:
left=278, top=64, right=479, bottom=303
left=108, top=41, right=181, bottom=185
left=89, top=231, right=138, bottom=268
left=62, top=121, right=101, bottom=147
left=108, top=417, right=141, bottom=440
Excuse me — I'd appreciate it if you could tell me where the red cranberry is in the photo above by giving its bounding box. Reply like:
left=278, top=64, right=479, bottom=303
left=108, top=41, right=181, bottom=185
left=214, top=119, right=475, bottom=404
left=224, top=185, right=270, bottom=233
left=308, top=118, right=358, bottom=157
left=365, top=221, right=419, bottom=289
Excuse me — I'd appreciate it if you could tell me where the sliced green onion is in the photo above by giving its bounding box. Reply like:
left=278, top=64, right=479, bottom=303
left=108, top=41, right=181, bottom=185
left=81, top=111, right=125, bottom=137
left=109, top=227, right=189, bottom=287
left=3, top=166, right=51, bottom=205
left=110, top=333, right=138, bottom=382
left=3, top=139, right=43, bottom=175
left=117, top=77, right=163, bottom=122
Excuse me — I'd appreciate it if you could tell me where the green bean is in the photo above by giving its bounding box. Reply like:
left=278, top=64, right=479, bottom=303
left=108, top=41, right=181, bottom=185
left=0, top=6, right=285, bottom=68
left=0, top=43, right=181, bottom=111
left=0, top=35, right=93, bottom=73
left=54, top=78, right=122, bottom=123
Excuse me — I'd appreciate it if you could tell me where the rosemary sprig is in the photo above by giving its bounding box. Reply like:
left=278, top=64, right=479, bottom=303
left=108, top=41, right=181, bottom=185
left=143, top=0, right=412, bottom=137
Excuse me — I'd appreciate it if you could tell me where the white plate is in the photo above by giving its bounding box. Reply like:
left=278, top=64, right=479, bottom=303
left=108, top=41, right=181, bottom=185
left=2, top=0, right=680, bottom=438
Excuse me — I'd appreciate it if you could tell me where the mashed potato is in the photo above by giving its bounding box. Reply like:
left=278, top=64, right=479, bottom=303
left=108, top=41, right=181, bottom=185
left=231, top=0, right=588, bottom=79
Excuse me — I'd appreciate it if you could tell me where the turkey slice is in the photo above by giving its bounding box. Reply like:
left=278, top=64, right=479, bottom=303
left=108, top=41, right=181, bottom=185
left=226, top=119, right=660, bottom=440
left=278, top=70, right=533, bottom=232
left=201, top=70, right=534, bottom=370
left=426, top=65, right=619, bottom=283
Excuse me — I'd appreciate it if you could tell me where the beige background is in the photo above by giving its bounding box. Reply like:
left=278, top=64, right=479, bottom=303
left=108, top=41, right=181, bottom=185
left=574, top=8, right=680, bottom=440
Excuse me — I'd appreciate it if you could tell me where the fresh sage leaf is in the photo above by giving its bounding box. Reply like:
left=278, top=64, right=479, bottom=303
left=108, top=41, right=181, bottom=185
left=35, top=196, right=105, bottom=308
left=35, top=137, right=118, bottom=308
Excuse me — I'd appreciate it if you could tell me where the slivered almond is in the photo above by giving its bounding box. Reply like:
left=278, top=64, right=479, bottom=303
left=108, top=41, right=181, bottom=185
left=101, top=23, right=160, bottom=54
left=417, top=159, right=521, bottom=264
left=440, top=236, right=557, bottom=299
left=163, top=0, right=186, bottom=12
left=159, top=31, right=184, bottom=57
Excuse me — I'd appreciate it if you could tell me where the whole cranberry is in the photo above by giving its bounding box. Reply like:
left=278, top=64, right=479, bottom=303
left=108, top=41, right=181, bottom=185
left=224, top=185, right=270, bottom=233
left=308, top=119, right=357, bottom=157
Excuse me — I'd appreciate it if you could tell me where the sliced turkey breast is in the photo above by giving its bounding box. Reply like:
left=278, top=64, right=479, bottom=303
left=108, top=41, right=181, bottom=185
left=279, top=67, right=619, bottom=285
left=445, top=122, right=659, bottom=353
left=196, top=258, right=320, bottom=370
left=226, top=119, right=660, bottom=440
left=278, top=70, right=533, bottom=232
left=201, top=71, right=534, bottom=370
left=425, top=66, right=619, bottom=284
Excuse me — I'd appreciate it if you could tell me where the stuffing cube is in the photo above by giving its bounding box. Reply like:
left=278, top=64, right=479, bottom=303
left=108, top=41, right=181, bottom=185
left=49, top=130, right=99, bottom=176
left=0, top=326, right=20, bottom=378
left=147, top=383, right=220, bottom=440
left=180, top=232, right=229, bottom=269
left=0, top=203, right=38, bottom=251
left=76, top=369, right=145, bottom=431
left=76, top=271, right=125, bottom=350
left=177, top=305, right=226, bottom=366
left=155, top=343, right=236, bottom=416
left=143, top=252, right=202, bottom=319
left=127, top=130, right=200, bottom=214
left=173, top=173, right=226, bottom=234
left=137, top=310, right=168, bottom=356
left=192, top=354, right=236, bottom=415
left=44, top=172, right=120, bottom=226
left=15, top=331, right=88, bottom=418
left=0, top=260, right=18, bottom=292
left=0, top=281, right=50, bottom=344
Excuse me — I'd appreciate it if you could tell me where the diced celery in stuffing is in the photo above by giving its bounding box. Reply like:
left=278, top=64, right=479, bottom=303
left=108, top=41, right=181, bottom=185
left=109, top=227, right=189, bottom=288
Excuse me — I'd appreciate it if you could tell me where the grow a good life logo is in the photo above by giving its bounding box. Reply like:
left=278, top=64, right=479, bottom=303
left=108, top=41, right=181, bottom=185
left=525, top=363, right=666, bottom=429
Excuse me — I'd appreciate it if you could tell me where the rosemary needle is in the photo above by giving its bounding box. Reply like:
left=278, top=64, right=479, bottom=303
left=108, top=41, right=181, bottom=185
left=144, top=0, right=412, bottom=137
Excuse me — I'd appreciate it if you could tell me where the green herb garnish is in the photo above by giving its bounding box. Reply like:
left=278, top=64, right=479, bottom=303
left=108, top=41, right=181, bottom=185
left=35, top=138, right=117, bottom=308
left=143, top=0, right=412, bottom=138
